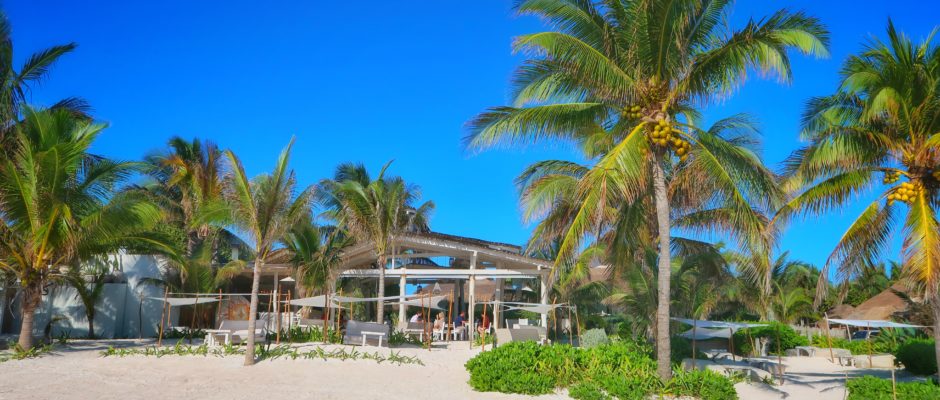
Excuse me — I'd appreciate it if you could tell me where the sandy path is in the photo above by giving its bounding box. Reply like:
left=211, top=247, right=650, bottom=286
left=0, top=340, right=566, bottom=400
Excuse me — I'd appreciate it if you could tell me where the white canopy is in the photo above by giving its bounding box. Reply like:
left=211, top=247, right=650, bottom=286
left=826, top=318, right=924, bottom=329
left=333, top=293, right=427, bottom=303
left=671, top=318, right=765, bottom=330
left=399, top=295, right=449, bottom=310
left=283, top=295, right=344, bottom=308
left=505, top=304, right=566, bottom=314
left=679, top=327, right=733, bottom=340
left=149, top=297, right=220, bottom=307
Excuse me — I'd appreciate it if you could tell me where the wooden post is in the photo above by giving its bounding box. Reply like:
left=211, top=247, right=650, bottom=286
left=217, top=289, right=223, bottom=328
left=567, top=304, right=573, bottom=345
left=481, top=301, right=488, bottom=351
left=447, top=292, right=454, bottom=342
left=286, top=291, right=292, bottom=342
left=776, top=325, right=783, bottom=385
left=324, top=290, right=331, bottom=343
left=574, top=305, right=582, bottom=347
left=691, top=319, right=697, bottom=368
left=275, top=291, right=282, bottom=345
left=729, top=327, right=735, bottom=362
left=550, top=296, right=557, bottom=343
left=157, top=286, right=169, bottom=347
left=824, top=314, right=835, bottom=363
left=866, top=321, right=873, bottom=368
left=891, top=364, right=898, bottom=400
left=188, top=292, right=200, bottom=344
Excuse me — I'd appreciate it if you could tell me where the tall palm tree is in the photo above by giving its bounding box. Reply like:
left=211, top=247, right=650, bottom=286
left=466, top=0, right=828, bottom=379
left=781, top=21, right=940, bottom=378
left=0, top=11, right=87, bottom=149
left=320, top=162, right=433, bottom=323
left=0, top=108, right=168, bottom=349
left=222, top=139, right=314, bottom=366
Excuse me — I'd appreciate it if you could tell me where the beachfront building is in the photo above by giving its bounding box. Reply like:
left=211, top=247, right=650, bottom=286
left=335, top=231, right=552, bottom=333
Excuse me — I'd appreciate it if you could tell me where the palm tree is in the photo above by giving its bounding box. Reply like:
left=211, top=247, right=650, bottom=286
left=780, top=21, right=940, bottom=378
left=320, top=162, right=433, bottom=323
left=0, top=108, right=168, bottom=349
left=56, top=260, right=111, bottom=339
left=466, top=0, right=828, bottom=379
left=0, top=11, right=87, bottom=148
left=222, top=138, right=314, bottom=366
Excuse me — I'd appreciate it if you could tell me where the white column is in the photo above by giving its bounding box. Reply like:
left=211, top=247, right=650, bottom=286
left=539, top=266, right=548, bottom=328
left=398, top=270, right=407, bottom=330
left=468, top=251, right=477, bottom=345
left=494, top=278, right=504, bottom=328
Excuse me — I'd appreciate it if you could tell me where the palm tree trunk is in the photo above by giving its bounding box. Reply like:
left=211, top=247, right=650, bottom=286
left=652, top=155, right=673, bottom=381
left=377, top=255, right=386, bottom=323
left=87, top=309, right=96, bottom=339
left=17, top=281, right=43, bottom=350
left=244, top=257, right=263, bottom=366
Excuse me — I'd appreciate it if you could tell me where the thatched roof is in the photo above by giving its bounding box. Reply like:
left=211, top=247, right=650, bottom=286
left=844, top=284, right=909, bottom=321
left=827, top=304, right=856, bottom=319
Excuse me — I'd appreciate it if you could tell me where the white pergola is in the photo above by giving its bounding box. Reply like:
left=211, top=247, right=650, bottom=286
left=337, top=232, right=552, bottom=332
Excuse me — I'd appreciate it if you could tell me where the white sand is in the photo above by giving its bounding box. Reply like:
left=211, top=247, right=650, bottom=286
left=0, top=340, right=566, bottom=400
left=0, top=341, right=914, bottom=400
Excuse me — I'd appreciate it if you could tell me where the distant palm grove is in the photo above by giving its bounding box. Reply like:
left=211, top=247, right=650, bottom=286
left=2, top=0, right=940, bottom=379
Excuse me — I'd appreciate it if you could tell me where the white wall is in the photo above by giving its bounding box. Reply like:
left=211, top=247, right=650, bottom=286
left=4, top=253, right=176, bottom=339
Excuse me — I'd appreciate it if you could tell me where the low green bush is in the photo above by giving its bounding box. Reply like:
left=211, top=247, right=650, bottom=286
left=581, top=328, right=610, bottom=348
left=464, top=341, right=737, bottom=399
left=732, top=322, right=807, bottom=356
left=847, top=376, right=940, bottom=399
left=810, top=335, right=894, bottom=355
left=895, top=339, right=937, bottom=376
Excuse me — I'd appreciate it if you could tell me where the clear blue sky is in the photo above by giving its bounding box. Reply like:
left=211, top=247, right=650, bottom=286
left=9, top=1, right=938, bottom=276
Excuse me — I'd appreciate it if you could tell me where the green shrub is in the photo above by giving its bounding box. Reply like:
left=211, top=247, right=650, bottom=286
left=895, top=339, right=937, bottom=376
left=732, top=322, right=807, bottom=356
left=465, top=341, right=737, bottom=399
left=581, top=328, right=610, bottom=348
left=671, top=336, right=707, bottom=364
left=667, top=369, right=738, bottom=400
left=568, top=381, right=610, bottom=400
left=847, top=376, right=940, bottom=399
left=811, top=334, right=894, bottom=355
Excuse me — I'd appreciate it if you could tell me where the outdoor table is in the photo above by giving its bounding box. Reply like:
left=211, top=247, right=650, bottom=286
left=361, top=331, right=386, bottom=347
left=204, top=329, right=233, bottom=346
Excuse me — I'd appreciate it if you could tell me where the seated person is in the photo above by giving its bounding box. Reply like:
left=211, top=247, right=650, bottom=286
left=409, top=312, right=424, bottom=323
left=453, top=311, right=466, bottom=327
left=433, top=312, right=445, bottom=330
left=476, top=312, right=491, bottom=336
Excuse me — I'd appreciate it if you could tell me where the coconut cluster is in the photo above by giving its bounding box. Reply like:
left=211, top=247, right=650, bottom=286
left=625, top=105, right=642, bottom=119
left=882, top=170, right=901, bottom=184
left=887, top=181, right=921, bottom=205
left=648, top=119, right=691, bottom=162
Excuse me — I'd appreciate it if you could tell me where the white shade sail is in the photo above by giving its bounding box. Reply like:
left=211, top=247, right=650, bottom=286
left=679, top=327, right=733, bottom=340
left=826, top=319, right=923, bottom=329
left=671, top=318, right=765, bottom=330
left=400, top=295, right=449, bottom=310
left=283, top=295, right=342, bottom=308
left=149, top=297, right=219, bottom=307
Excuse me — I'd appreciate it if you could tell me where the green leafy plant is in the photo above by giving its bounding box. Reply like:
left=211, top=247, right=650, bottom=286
left=100, top=342, right=424, bottom=366
left=847, top=376, right=940, bottom=399
left=464, top=341, right=737, bottom=399
left=580, top=328, right=609, bottom=349
left=895, top=339, right=937, bottom=376
left=733, top=322, right=807, bottom=356
left=0, top=342, right=54, bottom=363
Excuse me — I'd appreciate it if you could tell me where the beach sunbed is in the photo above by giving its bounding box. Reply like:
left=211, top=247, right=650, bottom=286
left=344, top=320, right=389, bottom=347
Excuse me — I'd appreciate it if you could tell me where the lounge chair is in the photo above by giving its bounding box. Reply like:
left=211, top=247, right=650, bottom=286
left=493, top=328, right=543, bottom=347
left=205, top=317, right=268, bottom=346
left=344, top=320, right=389, bottom=347
left=403, top=322, right=427, bottom=341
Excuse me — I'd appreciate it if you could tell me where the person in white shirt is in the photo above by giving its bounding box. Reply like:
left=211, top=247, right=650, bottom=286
left=409, top=312, right=423, bottom=323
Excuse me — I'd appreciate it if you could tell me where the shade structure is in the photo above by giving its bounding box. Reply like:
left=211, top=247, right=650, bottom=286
left=679, top=327, right=734, bottom=340
left=284, top=295, right=343, bottom=308
left=149, top=297, right=220, bottom=307
left=671, top=318, right=766, bottom=330
left=826, top=318, right=923, bottom=329
left=333, top=293, right=427, bottom=303
left=504, top=303, right=565, bottom=314
left=399, top=295, right=449, bottom=310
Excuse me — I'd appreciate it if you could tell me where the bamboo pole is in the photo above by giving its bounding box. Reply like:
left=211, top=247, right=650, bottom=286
left=729, top=327, right=735, bottom=362
left=776, top=325, right=783, bottom=385
left=824, top=314, right=835, bottom=363
left=286, top=290, right=292, bottom=342
left=446, top=291, right=454, bottom=342
left=324, top=290, right=331, bottom=343
left=866, top=321, right=873, bottom=368
left=567, top=304, right=573, bottom=345
left=426, top=291, right=432, bottom=351
left=157, top=286, right=169, bottom=347
left=188, top=292, right=200, bottom=344
left=891, top=364, right=898, bottom=400
left=574, top=305, right=582, bottom=347
left=276, top=291, right=282, bottom=345
left=691, top=319, right=698, bottom=368
left=481, top=301, right=489, bottom=351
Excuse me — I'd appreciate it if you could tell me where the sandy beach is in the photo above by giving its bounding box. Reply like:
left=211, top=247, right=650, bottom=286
left=2, top=339, right=917, bottom=400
